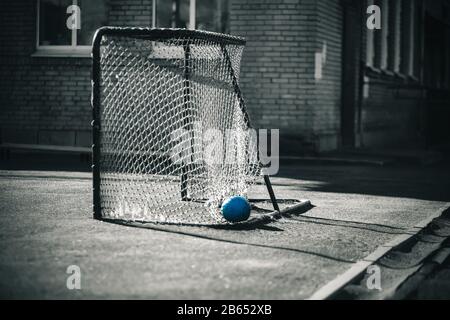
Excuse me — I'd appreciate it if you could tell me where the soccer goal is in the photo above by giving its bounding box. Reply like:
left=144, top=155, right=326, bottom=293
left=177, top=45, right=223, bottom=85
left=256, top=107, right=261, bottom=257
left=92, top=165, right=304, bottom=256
left=91, top=27, right=307, bottom=225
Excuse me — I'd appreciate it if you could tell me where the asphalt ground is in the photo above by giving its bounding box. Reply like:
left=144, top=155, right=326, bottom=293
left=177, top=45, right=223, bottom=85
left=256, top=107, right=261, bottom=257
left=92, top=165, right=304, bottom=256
left=0, top=153, right=449, bottom=299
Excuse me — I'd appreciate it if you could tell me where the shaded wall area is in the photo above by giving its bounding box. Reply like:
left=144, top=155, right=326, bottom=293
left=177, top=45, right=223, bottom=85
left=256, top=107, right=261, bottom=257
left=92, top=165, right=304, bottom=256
left=360, top=0, right=450, bottom=149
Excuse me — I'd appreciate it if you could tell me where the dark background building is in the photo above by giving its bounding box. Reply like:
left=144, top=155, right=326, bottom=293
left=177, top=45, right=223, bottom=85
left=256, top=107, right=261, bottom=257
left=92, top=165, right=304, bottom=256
left=0, top=0, right=449, bottom=154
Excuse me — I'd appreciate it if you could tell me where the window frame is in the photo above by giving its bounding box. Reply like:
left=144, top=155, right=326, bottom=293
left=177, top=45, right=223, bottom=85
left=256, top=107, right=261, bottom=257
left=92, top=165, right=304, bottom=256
left=365, top=0, right=422, bottom=81
left=365, top=0, right=376, bottom=68
left=379, top=0, right=389, bottom=70
left=34, top=0, right=91, bottom=57
left=392, top=0, right=402, bottom=73
left=407, top=0, right=416, bottom=77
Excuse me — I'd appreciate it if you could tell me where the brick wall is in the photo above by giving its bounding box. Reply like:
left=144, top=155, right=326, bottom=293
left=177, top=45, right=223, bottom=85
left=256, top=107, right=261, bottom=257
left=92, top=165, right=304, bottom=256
left=0, top=57, right=92, bottom=146
left=229, top=0, right=316, bottom=153
left=361, top=73, right=422, bottom=147
left=313, top=0, right=343, bottom=151
left=230, top=0, right=343, bottom=153
left=4, top=0, right=330, bottom=152
left=109, top=0, right=152, bottom=27
left=0, top=0, right=153, bottom=147
left=2, top=0, right=443, bottom=153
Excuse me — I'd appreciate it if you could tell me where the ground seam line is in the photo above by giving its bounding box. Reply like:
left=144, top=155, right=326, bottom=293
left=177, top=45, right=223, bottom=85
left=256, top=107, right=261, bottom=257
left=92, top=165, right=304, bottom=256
left=307, top=202, right=450, bottom=300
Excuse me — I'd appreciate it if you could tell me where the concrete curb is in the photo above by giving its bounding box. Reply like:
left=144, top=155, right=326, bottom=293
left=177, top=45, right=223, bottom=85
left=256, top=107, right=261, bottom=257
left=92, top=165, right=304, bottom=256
left=389, top=247, right=450, bottom=299
left=307, top=202, right=450, bottom=300
left=280, top=156, right=392, bottom=167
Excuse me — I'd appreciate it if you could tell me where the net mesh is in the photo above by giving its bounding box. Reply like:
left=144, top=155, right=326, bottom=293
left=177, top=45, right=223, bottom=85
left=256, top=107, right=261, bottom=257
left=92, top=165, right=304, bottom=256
left=96, top=29, right=261, bottom=225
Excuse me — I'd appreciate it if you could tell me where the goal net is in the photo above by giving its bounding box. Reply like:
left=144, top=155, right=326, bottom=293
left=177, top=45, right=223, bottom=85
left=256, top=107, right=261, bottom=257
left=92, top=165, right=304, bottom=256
left=92, top=27, right=275, bottom=225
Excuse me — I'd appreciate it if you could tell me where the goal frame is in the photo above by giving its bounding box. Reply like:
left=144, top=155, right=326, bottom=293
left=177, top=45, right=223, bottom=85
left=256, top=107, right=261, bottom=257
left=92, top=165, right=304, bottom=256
left=91, top=27, right=282, bottom=222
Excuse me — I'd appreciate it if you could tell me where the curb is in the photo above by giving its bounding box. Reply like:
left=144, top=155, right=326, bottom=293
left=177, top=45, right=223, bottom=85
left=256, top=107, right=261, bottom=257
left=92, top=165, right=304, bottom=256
left=280, top=156, right=392, bottom=167
left=390, top=247, right=450, bottom=299
left=308, top=202, right=450, bottom=300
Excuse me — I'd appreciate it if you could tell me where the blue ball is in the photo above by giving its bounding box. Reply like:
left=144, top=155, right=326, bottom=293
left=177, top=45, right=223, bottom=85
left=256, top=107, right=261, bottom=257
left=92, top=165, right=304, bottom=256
left=221, top=196, right=251, bottom=222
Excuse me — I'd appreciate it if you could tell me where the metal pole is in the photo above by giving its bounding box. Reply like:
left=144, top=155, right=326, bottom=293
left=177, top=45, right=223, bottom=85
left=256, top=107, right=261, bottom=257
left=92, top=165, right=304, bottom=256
left=92, top=29, right=103, bottom=219
left=189, top=0, right=196, bottom=30
left=181, top=43, right=191, bottom=201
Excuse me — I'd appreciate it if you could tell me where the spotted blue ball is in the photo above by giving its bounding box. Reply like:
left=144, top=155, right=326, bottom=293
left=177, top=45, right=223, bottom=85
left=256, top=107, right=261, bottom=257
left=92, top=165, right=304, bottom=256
left=221, top=196, right=251, bottom=222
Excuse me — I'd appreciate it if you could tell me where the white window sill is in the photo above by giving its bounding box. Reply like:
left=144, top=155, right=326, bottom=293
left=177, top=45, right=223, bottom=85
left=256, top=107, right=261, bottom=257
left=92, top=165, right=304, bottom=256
left=32, top=48, right=91, bottom=58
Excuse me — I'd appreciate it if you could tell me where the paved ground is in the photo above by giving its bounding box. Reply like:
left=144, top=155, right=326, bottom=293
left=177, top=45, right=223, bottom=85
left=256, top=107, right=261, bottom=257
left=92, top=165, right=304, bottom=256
left=0, top=153, right=449, bottom=299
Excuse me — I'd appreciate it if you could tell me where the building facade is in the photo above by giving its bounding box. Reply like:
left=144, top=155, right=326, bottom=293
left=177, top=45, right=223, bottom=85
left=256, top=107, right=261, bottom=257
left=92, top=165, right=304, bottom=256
left=0, top=0, right=449, bottom=154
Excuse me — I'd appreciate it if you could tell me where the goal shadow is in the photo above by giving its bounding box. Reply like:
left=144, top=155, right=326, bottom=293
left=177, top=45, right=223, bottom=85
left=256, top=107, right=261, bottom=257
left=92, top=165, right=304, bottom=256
left=101, top=199, right=313, bottom=231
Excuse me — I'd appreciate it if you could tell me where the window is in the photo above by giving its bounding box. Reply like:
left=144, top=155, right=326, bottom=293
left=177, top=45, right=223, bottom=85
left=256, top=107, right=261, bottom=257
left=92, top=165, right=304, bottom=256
left=379, top=0, right=389, bottom=70
left=366, top=0, right=375, bottom=67
left=196, top=0, right=229, bottom=32
left=366, top=0, right=421, bottom=79
left=387, top=0, right=401, bottom=72
left=412, top=0, right=422, bottom=78
left=371, top=0, right=389, bottom=70
left=152, top=0, right=229, bottom=33
left=400, top=0, right=420, bottom=77
left=36, top=0, right=107, bottom=57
